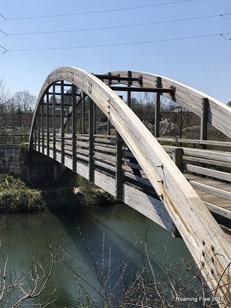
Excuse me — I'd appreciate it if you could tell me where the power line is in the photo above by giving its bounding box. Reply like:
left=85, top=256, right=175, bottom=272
left=220, top=33, right=231, bottom=40
left=0, top=0, right=193, bottom=21
left=2, top=13, right=225, bottom=37
left=221, top=13, right=231, bottom=19
left=198, top=1, right=231, bottom=93
left=203, top=8, right=231, bottom=94
left=1, top=32, right=230, bottom=54
left=0, top=45, right=7, bottom=54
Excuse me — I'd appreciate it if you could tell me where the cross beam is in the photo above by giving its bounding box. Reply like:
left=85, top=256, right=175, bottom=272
left=109, top=85, right=175, bottom=93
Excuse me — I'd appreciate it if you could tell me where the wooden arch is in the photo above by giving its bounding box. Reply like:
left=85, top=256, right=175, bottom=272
left=29, top=67, right=231, bottom=305
left=107, top=70, right=231, bottom=139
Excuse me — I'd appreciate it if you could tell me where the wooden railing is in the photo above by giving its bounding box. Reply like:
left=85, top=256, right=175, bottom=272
left=158, top=137, right=231, bottom=175
left=36, top=133, right=154, bottom=194
left=33, top=133, right=172, bottom=232
left=35, top=134, right=231, bottom=213
left=158, top=138, right=231, bottom=223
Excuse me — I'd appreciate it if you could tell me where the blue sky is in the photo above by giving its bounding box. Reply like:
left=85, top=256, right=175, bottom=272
left=0, top=0, right=231, bottom=103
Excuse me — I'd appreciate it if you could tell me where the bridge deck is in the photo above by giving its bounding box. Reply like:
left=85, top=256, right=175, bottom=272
left=186, top=174, right=231, bottom=209
left=127, top=167, right=231, bottom=229
left=133, top=169, right=231, bottom=232
left=184, top=173, right=231, bottom=229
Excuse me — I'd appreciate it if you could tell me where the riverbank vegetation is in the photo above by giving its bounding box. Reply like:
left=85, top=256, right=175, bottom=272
left=0, top=171, right=114, bottom=213
left=0, top=174, right=44, bottom=213
left=75, top=174, right=114, bottom=208
left=0, top=217, right=61, bottom=307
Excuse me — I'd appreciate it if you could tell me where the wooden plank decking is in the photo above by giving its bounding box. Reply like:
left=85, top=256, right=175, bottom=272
left=184, top=173, right=231, bottom=232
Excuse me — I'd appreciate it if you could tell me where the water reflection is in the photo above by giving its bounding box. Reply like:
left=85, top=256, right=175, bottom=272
left=0, top=204, right=193, bottom=306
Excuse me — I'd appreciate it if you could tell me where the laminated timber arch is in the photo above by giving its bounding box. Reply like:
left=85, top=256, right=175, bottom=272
left=29, top=67, right=231, bottom=305
left=106, top=70, right=231, bottom=139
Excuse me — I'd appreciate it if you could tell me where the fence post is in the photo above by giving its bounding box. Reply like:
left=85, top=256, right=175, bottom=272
left=52, top=84, right=56, bottom=160
left=60, top=81, right=65, bottom=165
left=46, top=91, right=50, bottom=157
left=82, top=92, right=86, bottom=134
left=72, top=85, right=77, bottom=172
left=200, top=98, right=209, bottom=149
left=89, top=98, right=94, bottom=182
left=116, top=132, right=123, bottom=202
left=172, top=147, right=183, bottom=172
left=155, top=77, right=162, bottom=138
left=41, top=99, right=45, bottom=154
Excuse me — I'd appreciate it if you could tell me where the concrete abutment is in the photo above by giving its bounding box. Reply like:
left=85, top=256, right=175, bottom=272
left=0, top=145, right=64, bottom=184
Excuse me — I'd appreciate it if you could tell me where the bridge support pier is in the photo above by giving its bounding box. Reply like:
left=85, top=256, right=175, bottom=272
left=25, top=151, right=64, bottom=184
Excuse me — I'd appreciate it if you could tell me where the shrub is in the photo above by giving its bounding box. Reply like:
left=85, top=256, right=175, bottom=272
left=0, top=174, right=44, bottom=212
left=0, top=189, right=45, bottom=212
left=75, top=175, right=114, bottom=208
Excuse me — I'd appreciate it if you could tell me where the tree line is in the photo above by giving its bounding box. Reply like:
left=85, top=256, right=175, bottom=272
left=1, top=77, right=230, bottom=136
left=0, top=79, right=36, bottom=134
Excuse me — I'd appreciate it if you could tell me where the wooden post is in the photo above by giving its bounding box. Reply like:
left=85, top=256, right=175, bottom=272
left=116, top=132, right=123, bottom=201
left=34, top=117, right=38, bottom=150
left=107, top=94, right=113, bottom=136
left=52, top=84, right=56, bottom=160
left=46, top=92, right=50, bottom=157
left=107, top=119, right=111, bottom=135
left=127, top=71, right=132, bottom=108
left=37, top=111, right=41, bottom=152
left=93, top=102, right=96, bottom=134
left=41, top=99, right=44, bottom=154
left=200, top=98, right=209, bottom=149
left=155, top=93, right=160, bottom=138
left=172, top=147, right=184, bottom=172
left=72, top=85, right=77, bottom=172
left=66, top=85, right=72, bottom=135
left=155, top=77, right=162, bottom=138
left=89, top=98, right=94, bottom=182
left=60, top=81, right=65, bottom=165
left=66, top=108, right=70, bottom=134
left=82, top=92, right=86, bottom=134
left=107, top=73, right=112, bottom=134
left=179, top=107, right=183, bottom=139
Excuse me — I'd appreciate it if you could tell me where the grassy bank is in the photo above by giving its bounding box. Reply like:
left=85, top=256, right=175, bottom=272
left=0, top=172, right=114, bottom=213
left=0, top=174, right=45, bottom=213
left=42, top=172, right=114, bottom=212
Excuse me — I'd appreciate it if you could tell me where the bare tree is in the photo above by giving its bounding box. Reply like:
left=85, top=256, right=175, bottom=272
left=11, top=91, right=36, bottom=113
left=0, top=217, right=61, bottom=307
left=0, top=79, right=11, bottom=113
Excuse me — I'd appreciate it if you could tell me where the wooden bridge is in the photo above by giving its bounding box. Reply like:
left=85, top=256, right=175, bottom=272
left=29, top=67, right=231, bottom=306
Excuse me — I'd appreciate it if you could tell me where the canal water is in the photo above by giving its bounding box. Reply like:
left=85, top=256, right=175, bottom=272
left=0, top=204, right=199, bottom=307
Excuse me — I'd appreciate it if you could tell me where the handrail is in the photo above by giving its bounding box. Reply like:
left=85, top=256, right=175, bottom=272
left=158, top=137, right=231, bottom=148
